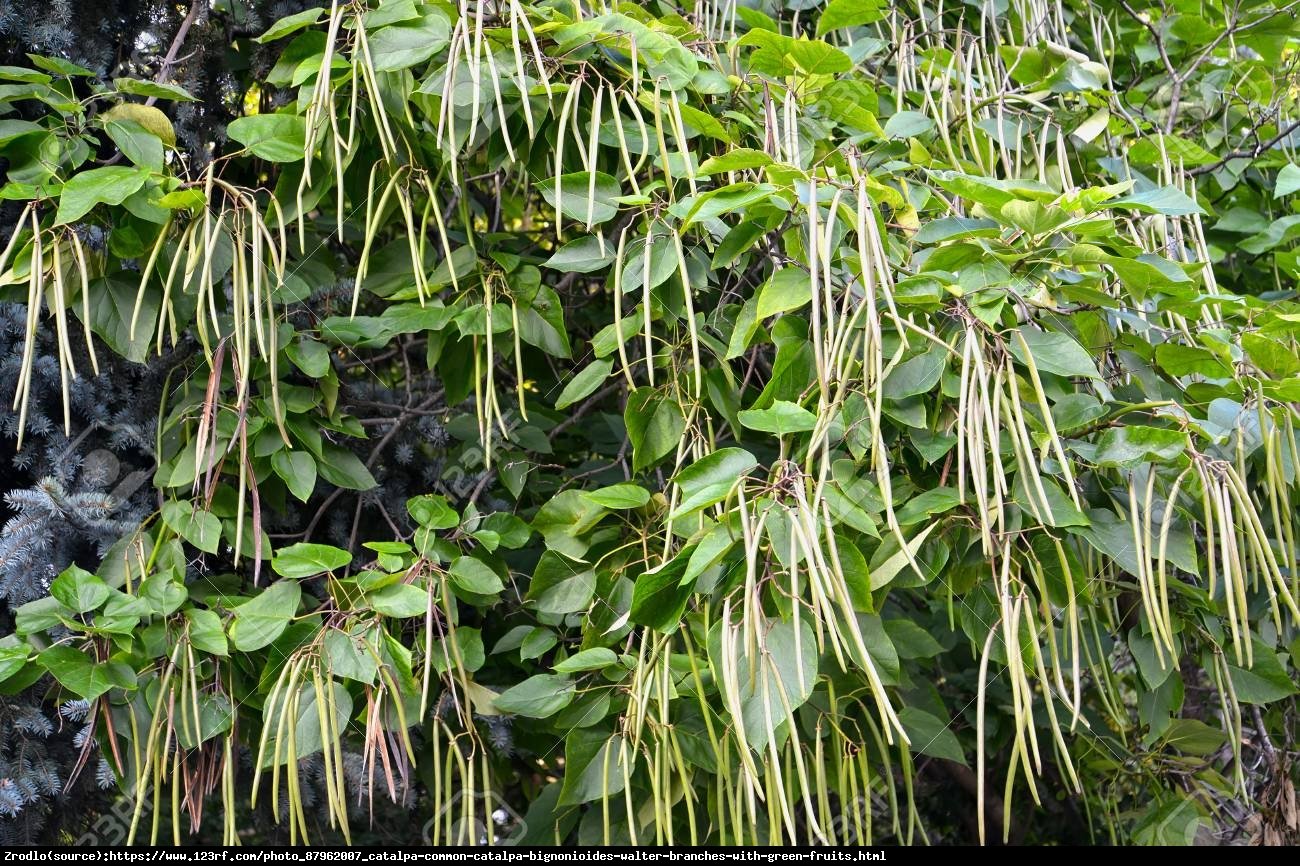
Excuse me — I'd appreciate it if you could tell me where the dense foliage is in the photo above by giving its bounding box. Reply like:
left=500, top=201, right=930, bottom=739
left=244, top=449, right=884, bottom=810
left=0, top=0, right=1297, bottom=847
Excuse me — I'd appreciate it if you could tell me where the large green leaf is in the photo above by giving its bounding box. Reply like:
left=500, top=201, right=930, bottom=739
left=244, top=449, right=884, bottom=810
left=1009, top=328, right=1101, bottom=379
left=494, top=674, right=575, bottom=719
left=555, top=358, right=612, bottom=410
left=630, top=543, right=697, bottom=633
left=324, top=629, right=378, bottom=684
left=272, top=542, right=352, bottom=578
left=671, top=182, right=778, bottom=229
left=81, top=275, right=158, bottom=363
left=626, top=388, right=686, bottom=472
left=186, top=609, right=228, bottom=657
left=161, top=500, right=222, bottom=554
left=449, top=556, right=505, bottom=597
left=316, top=443, right=377, bottom=490
left=368, top=13, right=451, bottom=71
left=670, top=448, right=757, bottom=519
left=544, top=237, right=615, bottom=274
left=227, top=113, right=307, bottom=162
left=583, top=483, right=650, bottom=509
left=102, top=116, right=164, bottom=170
left=1275, top=163, right=1300, bottom=198
left=756, top=268, right=812, bottom=320
left=50, top=565, right=109, bottom=614
left=367, top=582, right=430, bottom=617
left=553, top=648, right=618, bottom=673
left=817, top=0, right=886, bottom=33
left=39, top=646, right=136, bottom=700
left=1072, top=509, right=1198, bottom=577
left=898, top=706, right=967, bottom=765
left=55, top=166, right=150, bottom=224
left=1091, top=426, right=1186, bottom=468
left=558, top=731, right=627, bottom=806
left=272, top=450, right=318, bottom=503
left=739, top=29, right=852, bottom=77
left=255, top=6, right=326, bottom=43
left=229, top=581, right=302, bottom=651
left=883, top=347, right=946, bottom=399
left=1227, top=639, right=1298, bottom=704
left=539, top=172, right=622, bottom=225
left=526, top=551, right=595, bottom=616
left=738, top=400, right=817, bottom=436
left=1112, top=186, right=1205, bottom=216
left=555, top=14, right=697, bottom=90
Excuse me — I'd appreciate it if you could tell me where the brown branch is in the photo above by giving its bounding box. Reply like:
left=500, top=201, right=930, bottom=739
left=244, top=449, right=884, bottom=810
left=1253, top=705, right=1279, bottom=766
left=1117, top=2, right=1249, bottom=134
left=936, top=759, right=1011, bottom=843
left=1189, top=117, right=1300, bottom=176
left=146, top=0, right=204, bottom=106
left=549, top=381, right=624, bottom=438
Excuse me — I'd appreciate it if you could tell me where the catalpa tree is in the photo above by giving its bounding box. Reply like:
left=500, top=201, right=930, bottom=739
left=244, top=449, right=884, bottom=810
left=0, top=0, right=1296, bottom=847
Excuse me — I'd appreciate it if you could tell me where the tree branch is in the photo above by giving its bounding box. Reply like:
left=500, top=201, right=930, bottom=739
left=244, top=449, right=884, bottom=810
left=146, top=0, right=204, bottom=105
left=1188, top=117, right=1300, bottom=176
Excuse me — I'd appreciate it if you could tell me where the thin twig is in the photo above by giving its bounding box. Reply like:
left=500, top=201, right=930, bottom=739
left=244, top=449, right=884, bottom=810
left=1252, top=705, right=1279, bottom=766
left=1189, top=118, right=1300, bottom=176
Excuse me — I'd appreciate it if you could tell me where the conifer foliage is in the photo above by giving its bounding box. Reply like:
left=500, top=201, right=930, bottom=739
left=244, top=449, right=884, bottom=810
left=0, top=0, right=1297, bottom=847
